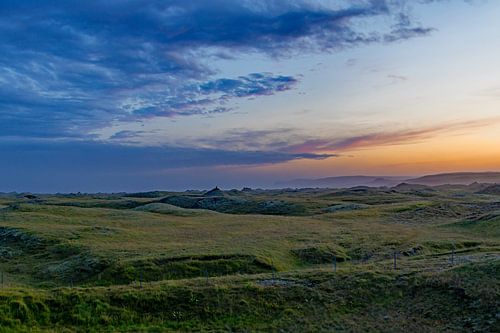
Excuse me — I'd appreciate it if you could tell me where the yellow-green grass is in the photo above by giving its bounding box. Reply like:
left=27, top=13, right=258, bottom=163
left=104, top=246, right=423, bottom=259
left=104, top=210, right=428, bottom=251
left=0, top=187, right=498, bottom=331
left=0, top=260, right=498, bottom=332
left=0, top=199, right=497, bottom=288
left=1, top=203, right=495, bottom=265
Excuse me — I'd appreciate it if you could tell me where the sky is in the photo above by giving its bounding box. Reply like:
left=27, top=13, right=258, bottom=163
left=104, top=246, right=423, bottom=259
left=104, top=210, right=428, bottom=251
left=1, top=0, right=500, bottom=192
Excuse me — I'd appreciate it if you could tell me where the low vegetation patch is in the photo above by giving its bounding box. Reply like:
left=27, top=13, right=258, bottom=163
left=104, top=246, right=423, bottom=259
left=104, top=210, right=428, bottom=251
left=292, top=245, right=350, bottom=264
left=160, top=195, right=307, bottom=215
left=0, top=261, right=498, bottom=332
left=322, top=203, right=370, bottom=213
left=134, top=203, right=218, bottom=217
left=98, top=255, right=274, bottom=285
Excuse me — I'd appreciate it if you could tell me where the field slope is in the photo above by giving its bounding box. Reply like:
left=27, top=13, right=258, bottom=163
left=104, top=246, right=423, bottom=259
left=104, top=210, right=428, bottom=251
left=0, top=186, right=498, bottom=332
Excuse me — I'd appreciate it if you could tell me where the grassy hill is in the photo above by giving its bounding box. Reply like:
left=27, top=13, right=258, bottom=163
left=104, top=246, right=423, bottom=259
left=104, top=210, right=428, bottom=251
left=0, top=185, right=498, bottom=331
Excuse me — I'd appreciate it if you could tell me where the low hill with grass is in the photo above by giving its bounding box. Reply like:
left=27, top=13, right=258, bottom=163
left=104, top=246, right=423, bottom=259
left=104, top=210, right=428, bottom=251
left=478, top=184, right=500, bottom=195
left=0, top=186, right=498, bottom=331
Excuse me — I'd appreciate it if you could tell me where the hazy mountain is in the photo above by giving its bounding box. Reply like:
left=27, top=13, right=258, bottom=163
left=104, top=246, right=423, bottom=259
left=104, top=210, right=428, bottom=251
left=278, top=172, right=500, bottom=189
left=276, top=176, right=407, bottom=189
left=405, top=172, right=500, bottom=186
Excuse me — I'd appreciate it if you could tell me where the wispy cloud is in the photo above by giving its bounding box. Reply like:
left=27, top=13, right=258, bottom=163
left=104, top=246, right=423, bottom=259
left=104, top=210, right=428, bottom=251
left=130, top=73, right=299, bottom=118
left=387, top=74, right=408, bottom=83
left=383, top=13, right=435, bottom=42
left=191, top=117, right=500, bottom=155
left=0, top=136, right=337, bottom=192
left=284, top=118, right=500, bottom=153
left=0, top=139, right=334, bottom=182
left=198, top=74, right=298, bottom=99
left=109, top=130, right=147, bottom=141
left=0, top=0, right=443, bottom=139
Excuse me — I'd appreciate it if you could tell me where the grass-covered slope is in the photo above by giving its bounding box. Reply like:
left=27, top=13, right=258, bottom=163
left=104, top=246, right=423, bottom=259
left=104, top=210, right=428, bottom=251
left=0, top=186, right=498, bottom=331
left=0, top=261, right=498, bottom=332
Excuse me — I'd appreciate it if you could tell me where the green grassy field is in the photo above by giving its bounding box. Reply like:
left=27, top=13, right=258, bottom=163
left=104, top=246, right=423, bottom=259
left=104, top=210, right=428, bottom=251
left=0, top=184, right=498, bottom=332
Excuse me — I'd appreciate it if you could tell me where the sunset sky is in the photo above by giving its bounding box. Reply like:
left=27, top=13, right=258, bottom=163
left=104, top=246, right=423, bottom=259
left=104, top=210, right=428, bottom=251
left=1, top=0, right=500, bottom=192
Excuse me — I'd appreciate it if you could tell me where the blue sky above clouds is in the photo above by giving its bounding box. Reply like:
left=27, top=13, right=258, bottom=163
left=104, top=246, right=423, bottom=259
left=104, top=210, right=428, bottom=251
left=1, top=0, right=499, bottom=192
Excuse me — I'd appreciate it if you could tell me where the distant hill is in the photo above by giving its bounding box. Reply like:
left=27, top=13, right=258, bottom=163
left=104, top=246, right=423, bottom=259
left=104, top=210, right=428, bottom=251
left=278, top=172, right=500, bottom=189
left=204, top=186, right=225, bottom=197
left=477, top=184, right=500, bottom=195
left=406, top=172, right=500, bottom=186
left=276, top=176, right=407, bottom=189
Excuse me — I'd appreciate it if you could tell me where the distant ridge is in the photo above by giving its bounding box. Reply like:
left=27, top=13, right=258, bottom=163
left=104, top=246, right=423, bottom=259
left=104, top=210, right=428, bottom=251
left=276, top=175, right=407, bottom=189
left=406, top=172, right=500, bottom=186
left=278, top=172, right=500, bottom=189
left=477, top=184, right=500, bottom=195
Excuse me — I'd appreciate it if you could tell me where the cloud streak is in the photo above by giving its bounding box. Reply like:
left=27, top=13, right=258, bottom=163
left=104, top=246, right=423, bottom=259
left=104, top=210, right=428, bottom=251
left=1, top=0, right=440, bottom=139
left=0, top=138, right=335, bottom=191
left=284, top=118, right=500, bottom=153
left=0, top=140, right=334, bottom=174
left=191, top=118, right=500, bottom=155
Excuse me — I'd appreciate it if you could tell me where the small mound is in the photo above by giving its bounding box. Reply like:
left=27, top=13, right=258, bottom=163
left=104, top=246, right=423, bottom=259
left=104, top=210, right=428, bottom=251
left=323, top=203, right=370, bottom=213
left=337, top=186, right=372, bottom=194
left=134, top=203, right=218, bottom=216
left=456, top=212, right=500, bottom=226
left=39, top=252, right=111, bottom=283
left=477, top=184, right=500, bottom=195
left=0, top=246, right=22, bottom=259
left=255, top=200, right=306, bottom=215
left=204, top=186, right=225, bottom=197
left=392, top=183, right=437, bottom=197
left=160, top=195, right=201, bottom=208
left=393, top=183, right=433, bottom=191
left=125, top=191, right=170, bottom=198
left=292, top=245, right=349, bottom=264
left=446, top=212, right=500, bottom=237
left=160, top=195, right=305, bottom=215
left=196, top=196, right=248, bottom=211
left=0, top=227, right=44, bottom=250
left=81, top=226, right=119, bottom=235
left=99, top=254, right=274, bottom=284
left=391, top=202, right=469, bottom=223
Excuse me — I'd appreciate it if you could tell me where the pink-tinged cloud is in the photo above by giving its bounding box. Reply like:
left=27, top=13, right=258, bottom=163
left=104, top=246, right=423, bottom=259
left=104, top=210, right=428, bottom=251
left=285, top=118, right=500, bottom=154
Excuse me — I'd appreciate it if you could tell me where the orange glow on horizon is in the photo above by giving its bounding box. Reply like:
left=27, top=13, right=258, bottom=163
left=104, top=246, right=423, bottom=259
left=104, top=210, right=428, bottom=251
left=245, top=125, right=500, bottom=178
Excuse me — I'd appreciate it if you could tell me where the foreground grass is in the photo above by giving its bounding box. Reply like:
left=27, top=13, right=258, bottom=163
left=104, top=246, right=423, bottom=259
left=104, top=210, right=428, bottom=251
left=0, top=260, right=498, bottom=332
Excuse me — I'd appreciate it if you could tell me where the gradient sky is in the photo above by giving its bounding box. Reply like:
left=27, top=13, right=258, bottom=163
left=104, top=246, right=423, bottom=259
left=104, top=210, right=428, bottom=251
left=1, top=0, right=500, bottom=192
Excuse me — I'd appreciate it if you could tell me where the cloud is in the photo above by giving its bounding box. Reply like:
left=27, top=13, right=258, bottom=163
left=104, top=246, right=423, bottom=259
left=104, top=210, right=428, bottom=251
left=130, top=72, right=299, bottom=118
left=192, top=117, right=500, bottom=155
left=0, top=139, right=334, bottom=176
left=198, top=73, right=298, bottom=98
left=0, top=137, right=335, bottom=191
left=283, top=118, right=500, bottom=153
left=387, top=74, right=408, bottom=83
left=383, top=13, right=435, bottom=42
left=0, top=0, right=442, bottom=139
left=0, top=116, right=491, bottom=192
left=109, top=130, right=147, bottom=141
left=187, top=128, right=299, bottom=152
